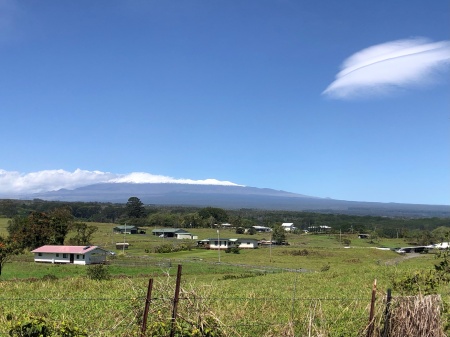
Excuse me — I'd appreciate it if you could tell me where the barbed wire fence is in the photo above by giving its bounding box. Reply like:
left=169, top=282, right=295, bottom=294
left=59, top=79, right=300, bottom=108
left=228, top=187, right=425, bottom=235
left=0, top=263, right=446, bottom=336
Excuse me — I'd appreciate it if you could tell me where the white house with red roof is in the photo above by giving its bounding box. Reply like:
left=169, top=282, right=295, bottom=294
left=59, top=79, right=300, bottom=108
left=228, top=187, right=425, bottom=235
left=31, top=245, right=108, bottom=265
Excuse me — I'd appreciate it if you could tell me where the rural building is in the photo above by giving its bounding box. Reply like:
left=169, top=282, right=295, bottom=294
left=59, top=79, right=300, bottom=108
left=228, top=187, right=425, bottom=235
left=197, top=238, right=259, bottom=249
left=358, top=234, right=370, bottom=239
left=252, top=225, right=272, bottom=232
left=434, top=242, right=450, bottom=249
left=235, top=238, right=259, bottom=249
left=282, top=223, right=296, bottom=232
left=308, top=225, right=332, bottom=233
left=152, top=228, right=195, bottom=239
left=113, top=225, right=139, bottom=234
left=116, top=242, right=129, bottom=250
left=31, top=245, right=108, bottom=265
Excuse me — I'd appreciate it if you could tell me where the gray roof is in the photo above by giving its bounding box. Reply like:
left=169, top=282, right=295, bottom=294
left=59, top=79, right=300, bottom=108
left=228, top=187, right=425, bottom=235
left=114, top=225, right=137, bottom=230
left=152, top=228, right=189, bottom=234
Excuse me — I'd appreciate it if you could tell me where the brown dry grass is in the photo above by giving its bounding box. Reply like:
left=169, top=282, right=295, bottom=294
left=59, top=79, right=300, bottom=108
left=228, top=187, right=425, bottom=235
left=385, top=294, right=446, bottom=337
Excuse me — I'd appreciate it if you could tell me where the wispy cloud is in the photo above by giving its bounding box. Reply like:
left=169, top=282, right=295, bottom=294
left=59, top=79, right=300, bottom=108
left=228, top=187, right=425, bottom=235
left=323, top=37, right=450, bottom=99
left=0, top=169, right=242, bottom=195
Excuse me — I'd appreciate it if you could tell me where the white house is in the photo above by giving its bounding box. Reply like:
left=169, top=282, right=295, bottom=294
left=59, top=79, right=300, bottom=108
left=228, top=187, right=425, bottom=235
left=308, top=225, right=332, bottom=233
left=197, top=238, right=231, bottom=250
left=31, top=245, right=108, bottom=265
left=252, top=226, right=272, bottom=233
left=197, top=238, right=259, bottom=249
left=434, top=242, right=450, bottom=249
left=235, top=238, right=259, bottom=249
left=281, top=223, right=296, bottom=232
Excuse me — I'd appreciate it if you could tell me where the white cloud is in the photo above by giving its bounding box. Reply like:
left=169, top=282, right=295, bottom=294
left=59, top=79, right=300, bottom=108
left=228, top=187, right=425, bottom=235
left=0, top=169, right=241, bottom=195
left=323, top=37, right=450, bottom=99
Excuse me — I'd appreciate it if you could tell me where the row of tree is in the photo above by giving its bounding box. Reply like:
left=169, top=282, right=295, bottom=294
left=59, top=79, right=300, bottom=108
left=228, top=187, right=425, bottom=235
left=1, top=197, right=450, bottom=241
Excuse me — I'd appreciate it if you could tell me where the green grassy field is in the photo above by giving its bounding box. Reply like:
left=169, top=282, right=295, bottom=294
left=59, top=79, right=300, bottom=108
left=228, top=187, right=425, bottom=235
left=1, top=219, right=448, bottom=336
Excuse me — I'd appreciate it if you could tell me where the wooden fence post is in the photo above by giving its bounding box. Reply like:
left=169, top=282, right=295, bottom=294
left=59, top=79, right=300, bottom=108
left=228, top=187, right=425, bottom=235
left=140, top=278, right=153, bottom=337
left=381, top=288, right=392, bottom=337
left=367, top=279, right=377, bottom=337
left=170, top=264, right=183, bottom=337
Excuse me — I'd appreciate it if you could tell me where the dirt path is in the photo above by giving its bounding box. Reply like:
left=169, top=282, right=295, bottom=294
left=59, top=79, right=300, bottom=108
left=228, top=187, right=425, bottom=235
left=384, top=253, right=423, bottom=266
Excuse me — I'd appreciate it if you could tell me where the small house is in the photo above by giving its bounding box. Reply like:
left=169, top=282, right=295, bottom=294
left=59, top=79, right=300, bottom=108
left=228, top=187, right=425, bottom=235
left=197, top=238, right=258, bottom=249
left=116, top=242, right=129, bottom=250
left=282, top=223, right=296, bottom=232
left=252, top=226, right=272, bottom=233
left=31, top=245, right=108, bottom=265
left=235, top=238, right=259, bottom=249
left=308, top=225, right=332, bottom=233
left=197, top=238, right=232, bottom=250
left=152, top=228, right=193, bottom=239
left=113, top=225, right=139, bottom=234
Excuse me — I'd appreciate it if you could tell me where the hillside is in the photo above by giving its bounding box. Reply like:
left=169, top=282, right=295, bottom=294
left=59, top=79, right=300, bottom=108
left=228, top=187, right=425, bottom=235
left=21, top=182, right=450, bottom=217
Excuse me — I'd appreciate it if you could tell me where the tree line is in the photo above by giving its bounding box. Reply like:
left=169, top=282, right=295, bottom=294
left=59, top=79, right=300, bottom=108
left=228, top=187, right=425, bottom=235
left=1, top=197, right=450, bottom=241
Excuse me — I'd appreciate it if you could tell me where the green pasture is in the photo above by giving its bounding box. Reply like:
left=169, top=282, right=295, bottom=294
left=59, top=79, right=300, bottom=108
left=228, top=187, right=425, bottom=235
left=1, top=250, right=447, bottom=336
left=1, top=219, right=449, bottom=336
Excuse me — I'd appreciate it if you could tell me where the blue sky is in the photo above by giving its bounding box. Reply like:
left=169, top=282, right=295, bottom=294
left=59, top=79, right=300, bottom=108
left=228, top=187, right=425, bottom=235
left=0, top=0, right=449, bottom=205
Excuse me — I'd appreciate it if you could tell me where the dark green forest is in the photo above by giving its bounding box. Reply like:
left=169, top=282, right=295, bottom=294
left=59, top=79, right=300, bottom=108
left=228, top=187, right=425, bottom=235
left=1, top=198, right=449, bottom=245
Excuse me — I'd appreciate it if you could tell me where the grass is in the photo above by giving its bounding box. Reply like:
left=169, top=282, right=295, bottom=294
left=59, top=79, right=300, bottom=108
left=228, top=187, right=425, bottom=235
left=0, top=219, right=448, bottom=336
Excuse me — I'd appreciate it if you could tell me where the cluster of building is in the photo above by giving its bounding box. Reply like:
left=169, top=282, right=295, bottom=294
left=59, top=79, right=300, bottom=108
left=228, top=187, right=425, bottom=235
left=29, top=222, right=335, bottom=265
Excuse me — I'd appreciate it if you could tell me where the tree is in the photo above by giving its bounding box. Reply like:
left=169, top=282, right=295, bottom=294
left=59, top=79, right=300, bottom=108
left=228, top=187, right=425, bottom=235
left=235, top=227, right=245, bottom=234
left=247, top=227, right=256, bottom=235
left=272, top=224, right=286, bottom=245
left=198, top=207, right=228, bottom=223
left=0, top=236, right=21, bottom=276
left=126, top=197, right=145, bottom=218
left=0, top=199, right=18, bottom=218
left=8, top=212, right=53, bottom=249
left=67, top=222, right=98, bottom=245
left=49, top=207, right=73, bottom=245
left=7, top=208, right=73, bottom=250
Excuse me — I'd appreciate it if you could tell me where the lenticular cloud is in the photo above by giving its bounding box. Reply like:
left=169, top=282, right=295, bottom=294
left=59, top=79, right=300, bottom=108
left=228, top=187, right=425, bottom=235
left=323, top=37, right=450, bottom=99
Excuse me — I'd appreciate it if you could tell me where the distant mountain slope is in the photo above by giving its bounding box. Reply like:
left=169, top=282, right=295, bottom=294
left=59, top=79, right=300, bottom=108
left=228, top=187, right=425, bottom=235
left=25, top=183, right=450, bottom=217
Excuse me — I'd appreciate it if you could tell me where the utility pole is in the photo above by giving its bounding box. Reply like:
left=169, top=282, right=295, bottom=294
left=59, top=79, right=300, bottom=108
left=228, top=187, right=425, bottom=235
left=217, top=229, right=221, bottom=263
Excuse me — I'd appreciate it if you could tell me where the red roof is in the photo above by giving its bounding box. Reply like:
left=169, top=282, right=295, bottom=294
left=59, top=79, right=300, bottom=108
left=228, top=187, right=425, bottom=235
left=31, top=245, right=103, bottom=254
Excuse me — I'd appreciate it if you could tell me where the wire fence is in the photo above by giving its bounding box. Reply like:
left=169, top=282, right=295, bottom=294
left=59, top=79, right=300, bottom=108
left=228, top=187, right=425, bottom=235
left=0, top=262, right=446, bottom=337
left=0, top=293, right=374, bottom=337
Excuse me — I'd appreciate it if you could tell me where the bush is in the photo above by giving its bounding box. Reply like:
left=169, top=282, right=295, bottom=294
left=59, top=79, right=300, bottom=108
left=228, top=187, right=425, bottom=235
left=225, top=246, right=240, bottom=254
left=235, top=227, right=245, bottom=234
left=86, top=264, right=110, bottom=281
left=8, top=315, right=87, bottom=337
left=42, top=274, right=58, bottom=281
left=153, top=242, right=195, bottom=254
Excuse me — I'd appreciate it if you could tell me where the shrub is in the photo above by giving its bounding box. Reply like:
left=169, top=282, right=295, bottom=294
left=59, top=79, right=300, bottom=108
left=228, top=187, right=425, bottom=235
left=153, top=242, right=195, bottom=254
left=86, top=264, right=110, bottom=281
left=320, top=263, right=330, bottom=272
left=42, top=274, right=58, bottom=281
left=287, top=249, right=309, bottom=256
left=7, top=315, right=87, bottom=337
left=235, top=227, right=245, bottom=234
left=342, top=238, right=351, bottom=246
left=225, top=246, right=240, bottom=254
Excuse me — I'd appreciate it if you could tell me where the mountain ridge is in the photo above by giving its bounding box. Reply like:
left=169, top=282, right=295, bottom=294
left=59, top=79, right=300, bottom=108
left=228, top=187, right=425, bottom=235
left=16, top=182, right=450, bottom=218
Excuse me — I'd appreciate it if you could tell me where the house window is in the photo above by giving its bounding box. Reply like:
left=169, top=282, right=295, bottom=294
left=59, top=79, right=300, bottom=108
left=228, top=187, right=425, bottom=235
left=63, top=254, right=67, bottom=258
left=38, top=253, right=42, bottom=256
left=76, top=255, right=79, bottom=259
left=56, top=253, right=59, bottom=257
left=82, top=255, right=85, bottom=259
